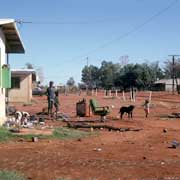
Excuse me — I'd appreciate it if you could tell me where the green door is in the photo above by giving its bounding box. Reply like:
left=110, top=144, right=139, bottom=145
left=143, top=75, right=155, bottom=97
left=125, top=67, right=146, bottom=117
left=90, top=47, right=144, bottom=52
left=2, top=64, right=11, bottom=88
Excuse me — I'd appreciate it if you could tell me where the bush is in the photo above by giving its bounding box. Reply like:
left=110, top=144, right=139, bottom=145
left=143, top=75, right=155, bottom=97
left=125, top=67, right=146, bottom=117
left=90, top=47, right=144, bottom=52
left=0, top=170, right=26, bottom=180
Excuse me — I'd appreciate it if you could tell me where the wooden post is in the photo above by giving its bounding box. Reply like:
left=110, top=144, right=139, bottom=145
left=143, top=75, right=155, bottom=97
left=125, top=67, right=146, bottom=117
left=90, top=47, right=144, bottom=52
left=149, top=91, right=152, bottom=102
left=92, top=89, right=94, bottom=96
left=95, top=88, right=98, bottom=96
left=115, top=90, right=118, bottom=97
left=104, top=90, right=106, bottom=97
left=122, top=91, right=126, bottom=101
left=133, top=89, right=136, bottom=102
left=109, top=90, right=112, bottom=97
left=130, top=90, right=132, bottom=101
left=89, top=105, right=91, bottom=117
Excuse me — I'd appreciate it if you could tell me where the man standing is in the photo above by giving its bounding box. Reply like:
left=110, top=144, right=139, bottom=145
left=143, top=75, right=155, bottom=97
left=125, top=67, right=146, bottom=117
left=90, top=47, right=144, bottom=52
left=46, top=81, right=55, bottom=117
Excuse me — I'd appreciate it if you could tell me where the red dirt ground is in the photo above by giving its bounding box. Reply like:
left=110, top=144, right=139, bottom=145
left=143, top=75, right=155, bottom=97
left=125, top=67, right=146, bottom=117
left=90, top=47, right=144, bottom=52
left=1, top=91, right=180, bottom=180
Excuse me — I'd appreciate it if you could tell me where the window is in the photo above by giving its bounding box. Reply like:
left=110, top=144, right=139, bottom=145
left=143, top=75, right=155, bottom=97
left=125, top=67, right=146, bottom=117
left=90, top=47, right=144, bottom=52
left=11, top=77, right=20, bottom=89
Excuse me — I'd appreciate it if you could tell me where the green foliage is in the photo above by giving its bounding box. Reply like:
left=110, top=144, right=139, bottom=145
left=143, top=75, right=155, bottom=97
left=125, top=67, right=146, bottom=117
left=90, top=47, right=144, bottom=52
left=99, top=61, right=121, bottom=89
left=0, top=127, right=91, bottom=142
left=55, top=178, right=71, bottom=180
left=81, top=65, right=100, bottom=88
left=25, top=62, right=34, bottom=69
left=66, top=77, right=75, bottom=87
left=0, top=170, right=26, bottom=180
left=0, top=127, right=49, bottom=142
left=164, top=58, right=180, bottom=78
left=55, top=178, right=97, bottom=180
left=81, top=60, right=164, bottom=90
left=0, top=127, right=15, bottom=142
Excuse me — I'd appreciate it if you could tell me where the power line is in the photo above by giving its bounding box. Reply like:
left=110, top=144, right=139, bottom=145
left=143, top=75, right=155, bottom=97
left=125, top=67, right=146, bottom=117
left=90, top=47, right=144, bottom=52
left=168, top=55, right=180, bottom=94
left=56, top=0, right=179, bottom=64
left=16, top=0, right=178, bottom=65
left=72, top=0, right=178, bottom=60
left=15, top=17, right=129, bottom=25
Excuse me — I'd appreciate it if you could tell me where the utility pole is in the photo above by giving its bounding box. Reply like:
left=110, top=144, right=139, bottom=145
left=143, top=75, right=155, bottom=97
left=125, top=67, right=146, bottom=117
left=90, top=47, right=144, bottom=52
left=86, top=57, right=89, bottom=95
left=168, top=55, right=180, bottom=94
left=86, top=57, right=89, bottom=67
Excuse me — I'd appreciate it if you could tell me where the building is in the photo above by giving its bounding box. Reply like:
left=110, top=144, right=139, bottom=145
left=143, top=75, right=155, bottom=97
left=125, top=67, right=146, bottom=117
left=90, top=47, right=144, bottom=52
left=154, top=78, right=180, bottom=91
left=0, top=19, right=25, bottom=124
left=9, top=69, right=36, bottom=103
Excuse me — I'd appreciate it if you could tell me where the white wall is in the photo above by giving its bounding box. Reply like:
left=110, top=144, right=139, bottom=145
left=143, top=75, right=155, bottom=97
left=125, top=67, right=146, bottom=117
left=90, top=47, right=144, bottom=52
left=9, top=74, right=32, bottom=103
left=0, top=28, right=6, bottom=125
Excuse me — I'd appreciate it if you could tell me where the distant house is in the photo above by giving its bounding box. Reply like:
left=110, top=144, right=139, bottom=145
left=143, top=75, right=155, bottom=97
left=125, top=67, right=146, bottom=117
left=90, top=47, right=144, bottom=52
left=154, top=78, right=180, bottom=91
left=0, top=19, right=25, bottom=124
left=9, top=69, right=37, bottom=103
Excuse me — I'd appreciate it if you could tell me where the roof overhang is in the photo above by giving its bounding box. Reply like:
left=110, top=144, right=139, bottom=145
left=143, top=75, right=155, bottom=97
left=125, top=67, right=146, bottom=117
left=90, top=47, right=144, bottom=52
left=11, top=69, right=36, bottom=81
left=11, top=69, right=36, bottom=75
left=0, top=19, right=25, bottom=53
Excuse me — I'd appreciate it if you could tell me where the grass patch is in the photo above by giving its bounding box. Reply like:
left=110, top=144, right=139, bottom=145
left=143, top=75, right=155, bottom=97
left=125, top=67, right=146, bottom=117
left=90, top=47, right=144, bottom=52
left=0, top=170, right=26, bottom=180
left=53, top=127, right=91, bottom=140
left=0, top=127, right=92, bottom=142
left=0, top=127, right=50, bottom=142
left=0, top=128, right=15, bottom=142
left=55, top=178, right=98, bottom=180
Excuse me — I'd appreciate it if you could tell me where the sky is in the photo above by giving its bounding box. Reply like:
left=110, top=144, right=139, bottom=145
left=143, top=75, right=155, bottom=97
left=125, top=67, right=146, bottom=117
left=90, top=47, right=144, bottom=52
left=0, top=0, right=180, bottom=85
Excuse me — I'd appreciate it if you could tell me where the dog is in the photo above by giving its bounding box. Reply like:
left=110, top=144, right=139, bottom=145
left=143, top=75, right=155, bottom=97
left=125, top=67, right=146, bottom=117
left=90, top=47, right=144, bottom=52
left=15, top=111, right=30, bottom=126
left=119, top=105, right=135, bottom=119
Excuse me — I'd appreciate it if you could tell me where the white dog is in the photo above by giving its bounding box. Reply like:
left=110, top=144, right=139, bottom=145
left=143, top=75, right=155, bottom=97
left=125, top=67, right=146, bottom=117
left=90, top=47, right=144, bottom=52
left=15, top=111, right=30, bottom=126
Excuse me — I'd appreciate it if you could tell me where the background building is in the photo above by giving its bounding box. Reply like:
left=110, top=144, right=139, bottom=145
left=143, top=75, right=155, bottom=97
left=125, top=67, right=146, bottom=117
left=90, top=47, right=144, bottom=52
left=9, top=69, right=36, bottom=103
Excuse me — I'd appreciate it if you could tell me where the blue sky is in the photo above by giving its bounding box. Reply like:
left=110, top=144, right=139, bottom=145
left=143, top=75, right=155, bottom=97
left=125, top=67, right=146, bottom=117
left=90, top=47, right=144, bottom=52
left=1, top=0, right=180, bottom=85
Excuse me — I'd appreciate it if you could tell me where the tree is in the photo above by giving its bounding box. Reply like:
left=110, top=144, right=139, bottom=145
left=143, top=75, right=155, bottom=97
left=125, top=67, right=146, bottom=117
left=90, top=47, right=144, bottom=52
left=164, top=58, right=180, bottom=78
left=99, top=61, right=121, bottom=89
left=25, top=63, right=34, bottom=69
left=81, top=60, right=164, bottom=90
left=36, top=67, right=44, bottom=83
left=81, top=65, right=100, bottom=88
left=24, top=63, right=45, bottom=84
left=67, top=77, right=75, bottom=87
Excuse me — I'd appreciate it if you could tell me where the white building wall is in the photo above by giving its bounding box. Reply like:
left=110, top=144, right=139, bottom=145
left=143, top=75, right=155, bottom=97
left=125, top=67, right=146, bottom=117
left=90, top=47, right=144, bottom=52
left=9, top=74, right=32, bottom=103
left=0, top=28, right=6, bottom=125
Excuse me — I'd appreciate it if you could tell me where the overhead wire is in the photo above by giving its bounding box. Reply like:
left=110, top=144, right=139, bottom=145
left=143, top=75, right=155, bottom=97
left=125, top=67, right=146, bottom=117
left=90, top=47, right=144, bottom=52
left=64, top=0, right=178, bottom=62
left=15, top=0, right=178, bottom=66
left=15, top=17, right=127, bottom=25
left=38, top=0, right=178, bottom=65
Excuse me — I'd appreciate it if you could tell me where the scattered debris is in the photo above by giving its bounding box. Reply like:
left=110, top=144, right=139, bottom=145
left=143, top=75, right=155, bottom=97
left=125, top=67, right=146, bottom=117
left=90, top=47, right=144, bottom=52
left=6, top=105, right=16, bottom=116
left=32, top=137, right=38, bottom=142
left=18, top=138, right=24, bottom=142
left=56, top=112, right=70, bottom=121
left=167, top=113, right=180, bottom=118
left=172, top=113, right=180, bottom=118
left=111, top=105, right=115, bottom=108
left=67, top=122, right=143, bottom=132
left=93, top=148, right=102, bottom=152
left=170, top=140, right=180, bottom=148
left=67, top=120, right=100, bottom=123
left=4, top=110, right=49, bottom=131
left=9, top=128, right=20, bottom=133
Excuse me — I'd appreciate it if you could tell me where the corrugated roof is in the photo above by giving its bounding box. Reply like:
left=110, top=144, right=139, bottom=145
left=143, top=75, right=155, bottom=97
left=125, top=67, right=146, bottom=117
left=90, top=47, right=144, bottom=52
left=155, top=78, right=180, bottom=84
left=0, top=19, right=25, bottom=53
left=11, top=69, right=36, bottom=75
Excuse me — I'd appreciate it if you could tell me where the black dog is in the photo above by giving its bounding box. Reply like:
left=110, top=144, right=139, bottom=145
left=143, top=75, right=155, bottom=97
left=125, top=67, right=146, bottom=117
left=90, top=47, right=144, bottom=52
left=119, top=105, right=135, bottom=119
